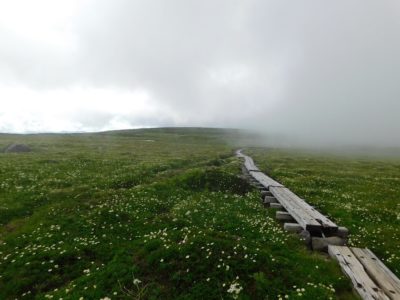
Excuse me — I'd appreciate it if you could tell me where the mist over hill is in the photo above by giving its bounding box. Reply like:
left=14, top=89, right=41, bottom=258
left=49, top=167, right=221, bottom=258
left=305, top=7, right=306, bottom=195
left=1, top=1, right=399, bottom=147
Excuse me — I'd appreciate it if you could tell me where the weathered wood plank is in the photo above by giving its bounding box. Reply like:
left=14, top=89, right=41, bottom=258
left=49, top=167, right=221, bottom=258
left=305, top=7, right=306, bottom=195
left=238, top=150, right=337, bottom=234
left=243, top=155, right=260, bottom=171
left=352, top=248, right=400, bottom=300
left=284, top=223, right=303, bottom=233
left=275, top=187, right=337, bottom=228
left=276, top=211, right=294, bottom=221
left=263, top=196, right=278, bottom=204
left=249, top=171, right=283, bottom=189
left=261, top=190, right=273, bottom=197
left=237, top=150, right=255, bottom=169
left=239, top=150, right=398, bottom=300
left=337, top=227, right=350, bottom=239
left=328, top=246, right=389, bottom=300
left=270, top=186, right=338, bottom=234
left=269, top=203, right=284, bottom=210
left=237, top=150, right=282, bottom=187
left=269, top=186, right=322, bottom=232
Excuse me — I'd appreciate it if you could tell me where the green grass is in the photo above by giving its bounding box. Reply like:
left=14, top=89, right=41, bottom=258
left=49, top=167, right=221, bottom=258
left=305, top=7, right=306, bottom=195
left=1, top=129, right=357, bottom=299
left=247, top=147, right=400, bottom=279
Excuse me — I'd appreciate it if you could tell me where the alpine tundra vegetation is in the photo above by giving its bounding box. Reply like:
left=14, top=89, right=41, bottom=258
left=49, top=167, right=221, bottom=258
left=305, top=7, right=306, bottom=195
left=1, top=128, right=398, bottom=299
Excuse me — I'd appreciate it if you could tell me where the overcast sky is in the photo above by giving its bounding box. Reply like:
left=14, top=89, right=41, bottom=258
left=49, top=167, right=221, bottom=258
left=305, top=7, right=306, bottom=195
left=1, top=0, right=399, bottom=145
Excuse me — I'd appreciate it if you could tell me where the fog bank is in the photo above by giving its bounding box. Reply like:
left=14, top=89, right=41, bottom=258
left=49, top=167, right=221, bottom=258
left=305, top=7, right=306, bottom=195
left=1, top=0, right=399, bottom=146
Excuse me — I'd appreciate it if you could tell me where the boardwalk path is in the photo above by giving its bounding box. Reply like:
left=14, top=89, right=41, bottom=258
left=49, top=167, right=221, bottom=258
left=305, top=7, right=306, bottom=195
left=237, top=149, right=400, bottom=300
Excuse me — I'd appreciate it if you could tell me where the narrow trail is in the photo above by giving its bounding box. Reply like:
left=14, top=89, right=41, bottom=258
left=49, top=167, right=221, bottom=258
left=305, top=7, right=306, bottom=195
left=237, top=149, right=400, bottom=300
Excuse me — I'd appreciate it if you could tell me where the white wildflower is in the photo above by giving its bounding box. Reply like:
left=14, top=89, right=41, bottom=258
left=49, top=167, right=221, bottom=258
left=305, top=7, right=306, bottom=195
left=227, top=282, right=243, bottom=299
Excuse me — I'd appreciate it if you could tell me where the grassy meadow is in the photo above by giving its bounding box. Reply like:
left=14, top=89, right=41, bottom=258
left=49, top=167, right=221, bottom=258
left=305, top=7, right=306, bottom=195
left=1, top=128, right=396, bottom=299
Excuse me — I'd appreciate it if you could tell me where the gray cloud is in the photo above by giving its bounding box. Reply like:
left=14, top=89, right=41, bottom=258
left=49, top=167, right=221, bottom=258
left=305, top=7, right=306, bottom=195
left=1, top=0, right=399, bottom=146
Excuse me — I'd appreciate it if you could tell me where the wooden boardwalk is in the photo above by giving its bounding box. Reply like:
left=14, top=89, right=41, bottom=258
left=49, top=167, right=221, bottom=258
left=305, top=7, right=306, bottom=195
left=237, top=149, right=400, bottom=300
left=237, top=149, right=338, bottom=236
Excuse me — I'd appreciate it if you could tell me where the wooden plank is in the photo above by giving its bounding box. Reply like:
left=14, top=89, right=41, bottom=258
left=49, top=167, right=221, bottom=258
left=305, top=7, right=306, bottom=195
left=270, top=203, right=284, bottom=210
left=263, top=196, right=278, bottom=204
left=236, top=150, right=257, bottom=171
left=270, top=186, right=322, bottom=232
left=284, top=223, right=303, bottom=233
left=352, top=248, right=400, bottom=300
left=270, top=187, right=338, bottom=234
left=261, top=191, right=273, bottom=197
left=328, top=246, right=389, bottom=300
left=277, top=188, right=334, bottom=226
left=249, top=171, right=283, bottom=188
left=237, top=151, right=282, bottom=187
left=243, top=155, right=259, bottom=171
left=236, top=149, right=245, bottom=157
left=238, top=150, right=337, bottom=234
left=276, top=211, right=294, bottom=221
left=271, top=187, right=338, bottom=233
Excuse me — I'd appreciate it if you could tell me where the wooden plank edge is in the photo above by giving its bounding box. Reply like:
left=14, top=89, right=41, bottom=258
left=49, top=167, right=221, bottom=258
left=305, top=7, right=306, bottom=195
left=351, top=248, right=400, bottom=300
left=270, top=187, right=338, bottom=232
left=328, top=245, right=389, bottom=300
